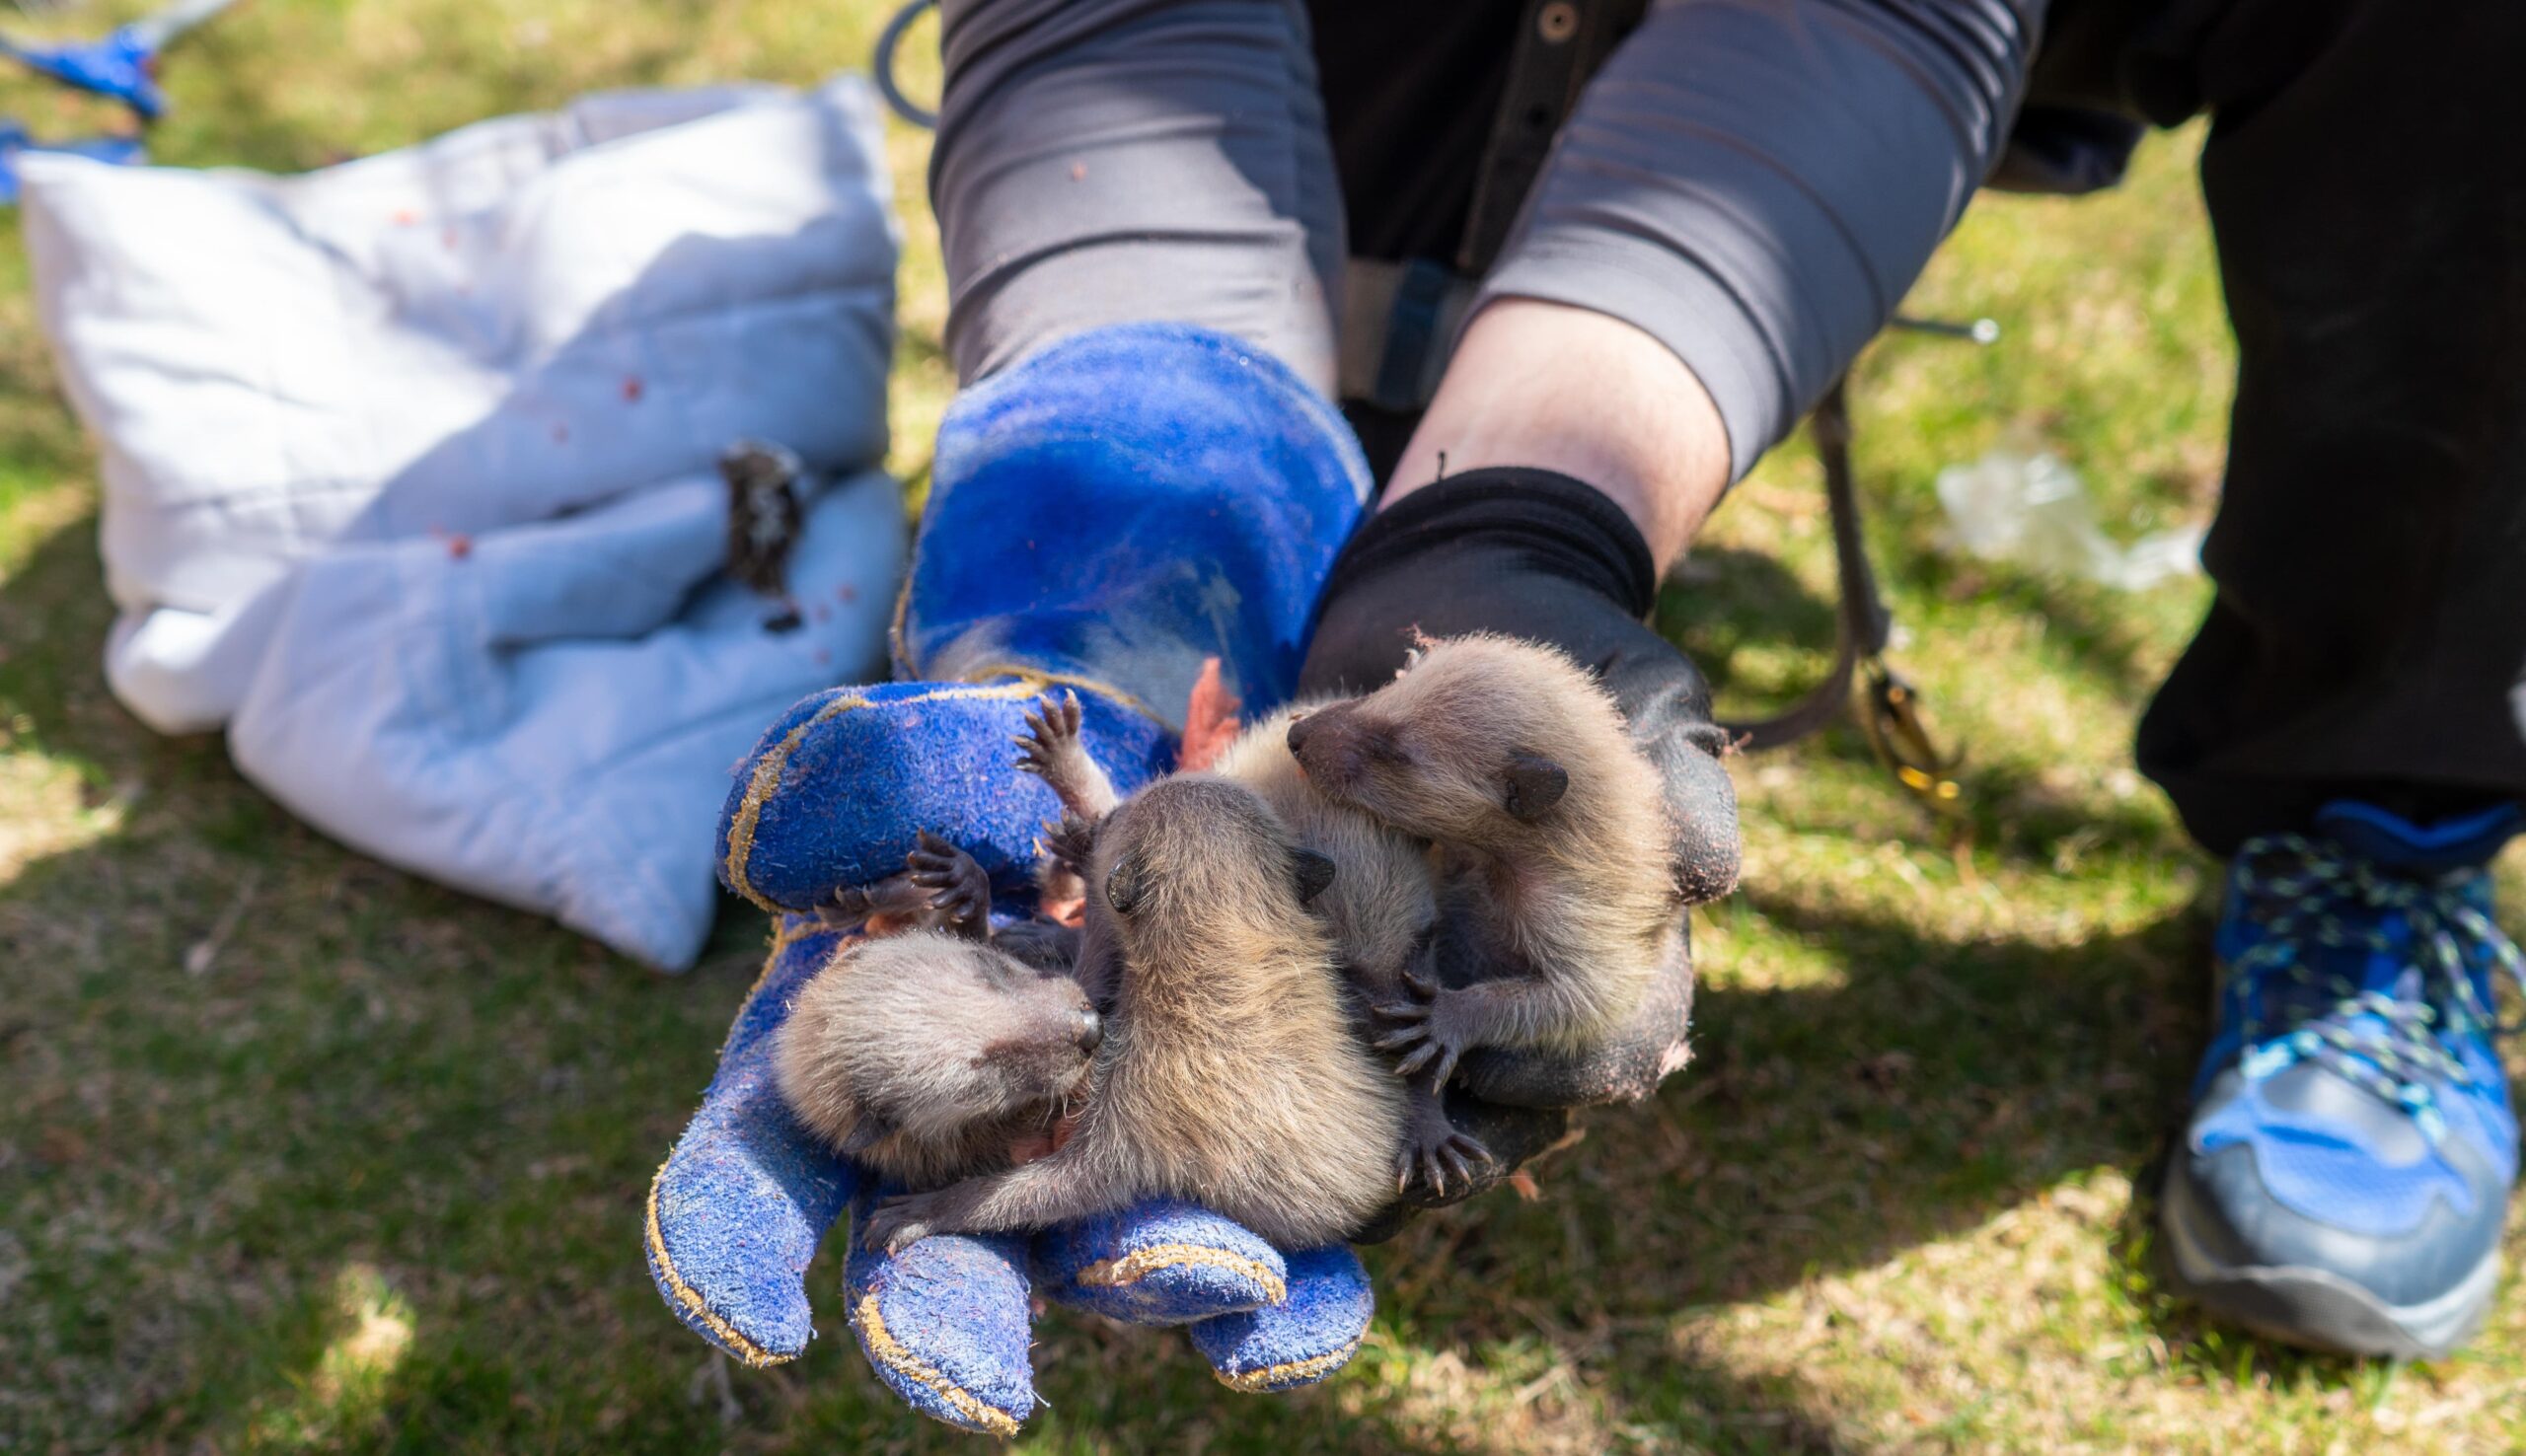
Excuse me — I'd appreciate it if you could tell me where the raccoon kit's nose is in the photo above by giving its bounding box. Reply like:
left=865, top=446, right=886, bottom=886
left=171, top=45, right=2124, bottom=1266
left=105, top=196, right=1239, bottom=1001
left=1285, top=710, right=1315, bottom=753
left=1286, top=705, right=1334, bottom=763
left=1073, top=1007, right=1103, bottom=1055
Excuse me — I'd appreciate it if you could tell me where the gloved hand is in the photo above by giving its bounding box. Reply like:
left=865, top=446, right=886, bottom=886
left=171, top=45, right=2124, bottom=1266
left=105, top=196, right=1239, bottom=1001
left=644, top=325, right=1384, bottom=1433
left=1299, top=467, right=1741, bottom=1205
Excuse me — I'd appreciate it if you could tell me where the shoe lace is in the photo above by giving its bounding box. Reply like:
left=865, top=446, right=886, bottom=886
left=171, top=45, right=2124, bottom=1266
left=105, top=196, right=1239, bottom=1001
left=2229, top=833, right=2524, bottom=1143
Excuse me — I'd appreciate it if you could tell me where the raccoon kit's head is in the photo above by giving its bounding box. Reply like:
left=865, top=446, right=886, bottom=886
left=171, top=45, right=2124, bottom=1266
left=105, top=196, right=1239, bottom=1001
left=777, top=932, right=1101, bottom=1162
left=1090, top=775, right=1336, bottom=949
left=1285, top=633, right=1604, bottom=841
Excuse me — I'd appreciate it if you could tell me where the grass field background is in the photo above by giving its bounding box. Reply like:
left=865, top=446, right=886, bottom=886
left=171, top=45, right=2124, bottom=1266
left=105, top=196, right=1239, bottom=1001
left=4, top=3, right=2522, bottom=1452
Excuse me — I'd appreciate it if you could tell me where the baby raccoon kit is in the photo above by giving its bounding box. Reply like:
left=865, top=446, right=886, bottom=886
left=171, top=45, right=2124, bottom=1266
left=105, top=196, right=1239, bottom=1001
left=773, top=633, right=1681, bottom=1248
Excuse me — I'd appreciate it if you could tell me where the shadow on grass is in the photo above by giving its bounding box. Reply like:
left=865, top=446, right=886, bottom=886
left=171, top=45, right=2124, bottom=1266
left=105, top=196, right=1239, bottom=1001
left=1669, top=543, right=2197, bottom=872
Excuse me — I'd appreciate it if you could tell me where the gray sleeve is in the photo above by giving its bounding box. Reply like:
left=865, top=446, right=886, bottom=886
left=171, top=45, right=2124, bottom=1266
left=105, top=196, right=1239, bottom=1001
left=930, top=0, right=1345, bottom=396
left=1478, top=0, right=2047, bottom=479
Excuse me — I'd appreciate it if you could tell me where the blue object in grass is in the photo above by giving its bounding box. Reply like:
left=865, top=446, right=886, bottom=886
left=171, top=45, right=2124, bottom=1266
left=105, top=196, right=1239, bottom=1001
left=0, top=127, right=143, bottom=205
left=0, top=0, right=241, bottom=204
left=650, top=324, right=1378, bottom=1432
left=0, top=0, right=245, bottom=121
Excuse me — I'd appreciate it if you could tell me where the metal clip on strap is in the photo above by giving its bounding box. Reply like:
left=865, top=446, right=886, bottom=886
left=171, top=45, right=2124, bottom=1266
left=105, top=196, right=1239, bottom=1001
left=1714, top=375, right=1964, bottom=817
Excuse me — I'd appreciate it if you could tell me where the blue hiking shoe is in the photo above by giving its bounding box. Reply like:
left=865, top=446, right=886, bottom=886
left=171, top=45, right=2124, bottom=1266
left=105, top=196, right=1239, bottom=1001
left=2161, top=801, right=2524, bottom=1358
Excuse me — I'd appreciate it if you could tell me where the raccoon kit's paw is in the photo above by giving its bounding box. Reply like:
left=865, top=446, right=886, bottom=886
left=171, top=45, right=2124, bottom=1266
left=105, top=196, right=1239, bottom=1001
left=1372, top=967, right=1481, bottom=1086
left=905, top=831, right=989, bottom=933
left=1012, top=691, right=1087, bottom=780
left=1396, top=1096, right=1493, bottom=1200
left=1039, top=813, right=1098, bottom=880
left=862, top=1191, right=948, bottom=1256
left=821, top=872, right=923, bottom=930
left=1031, top=812, right=1098, bottom=914
left=822, top=881, right=878, bottom=926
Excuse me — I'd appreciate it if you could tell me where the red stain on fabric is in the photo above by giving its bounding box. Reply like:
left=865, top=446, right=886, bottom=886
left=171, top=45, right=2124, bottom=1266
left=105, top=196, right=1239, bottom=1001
left=621, top=376, right=644, bottom=402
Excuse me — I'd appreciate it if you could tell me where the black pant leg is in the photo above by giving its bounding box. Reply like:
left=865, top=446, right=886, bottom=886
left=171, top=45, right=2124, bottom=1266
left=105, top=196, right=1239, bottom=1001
left=2118, top=0, right=2526, bottom=853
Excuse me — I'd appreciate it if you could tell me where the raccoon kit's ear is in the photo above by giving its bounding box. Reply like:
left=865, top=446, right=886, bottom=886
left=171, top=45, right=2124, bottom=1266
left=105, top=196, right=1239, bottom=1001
left=1502, top=752, right=1570, bottom=821
left=1292, top=847, right=1338, bottom=907
left=1104, top=852, right=1150, bottom=916
left=839, top=1108, right=900, bottom=1156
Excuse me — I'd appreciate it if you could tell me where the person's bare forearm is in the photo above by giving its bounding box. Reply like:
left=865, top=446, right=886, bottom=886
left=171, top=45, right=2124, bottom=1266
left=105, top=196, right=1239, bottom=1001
left=1386, top=300, right=1730, bottom=571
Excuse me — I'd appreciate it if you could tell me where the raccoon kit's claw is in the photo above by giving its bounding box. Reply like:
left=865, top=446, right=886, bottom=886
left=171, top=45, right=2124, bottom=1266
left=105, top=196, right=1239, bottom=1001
left=1012, top=692, right=1085, bottom=776
left=1396, top=1101, right=1493, bottom=1199
left=1040, top=813, right=1098, bottom=876
left=861, top=1193, right=941, bottom=1256
left=905, top=831, right=989, bottom=933
left=1374, top=978, right=1473, bottom=1087
left=820, top=873, right=926, bottom=928
left=1369, top=965, right=1440, bottom=1032
left=1388, top=1030, right=1468, bottom=1087
left=822, top=883, right=876, bottom=926
left=1400, top=1131, right=1492, bottom=1200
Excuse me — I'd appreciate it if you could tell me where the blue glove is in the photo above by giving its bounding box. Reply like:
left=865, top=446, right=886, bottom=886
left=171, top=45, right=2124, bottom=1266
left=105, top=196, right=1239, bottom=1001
left=644, top=325, right=1378, bottom=1433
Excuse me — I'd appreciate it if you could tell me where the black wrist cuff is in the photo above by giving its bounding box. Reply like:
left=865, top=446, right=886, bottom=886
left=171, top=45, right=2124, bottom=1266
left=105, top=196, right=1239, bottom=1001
left=1319, top=469, right=1660, bottom=621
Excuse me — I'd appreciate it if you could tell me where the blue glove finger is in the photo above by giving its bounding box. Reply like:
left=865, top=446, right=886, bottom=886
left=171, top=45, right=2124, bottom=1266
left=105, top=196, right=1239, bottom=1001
left=1032, top=1197, right=1289, bottom=1325
left=716, top=674, right=1170, bottom=912
left=843, top=1185, right=1039, bottom=1436
left=1187, top=1243, right=1377, bottom=1392
left=644, top=914, right=858, bottom=1364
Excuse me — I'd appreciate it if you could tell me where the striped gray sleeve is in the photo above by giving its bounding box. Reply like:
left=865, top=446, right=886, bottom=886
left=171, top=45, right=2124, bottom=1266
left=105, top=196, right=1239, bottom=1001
left=930, top=0, right=1345, bottom=396
left=1477, top=0, right=2046, bottom=478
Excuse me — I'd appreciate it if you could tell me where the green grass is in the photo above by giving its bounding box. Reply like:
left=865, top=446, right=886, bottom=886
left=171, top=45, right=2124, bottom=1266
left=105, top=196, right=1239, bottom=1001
left=4, top=4, right=2523, bottom=1452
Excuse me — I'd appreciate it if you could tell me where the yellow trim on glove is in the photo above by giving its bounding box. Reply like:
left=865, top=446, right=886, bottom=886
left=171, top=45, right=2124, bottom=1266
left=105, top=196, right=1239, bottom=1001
left=719, top=672, right=1172, bottom=910
left=1076, top=1243, right=1290, bottom=1305
left=853, top=1293, right=1026, bottom=1436
left=644, top=1164, right=787, bottom=1368
left=721, top=680, right=1042, bottom=910
left=948, top=662, right=1173, bottom=730
left=1212, top=1335, right=1365, bottom=1393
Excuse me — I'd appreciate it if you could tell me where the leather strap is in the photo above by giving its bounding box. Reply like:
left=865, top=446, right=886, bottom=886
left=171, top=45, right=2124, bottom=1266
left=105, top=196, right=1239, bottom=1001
left=1712, top=378, right=1892, bottom=751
